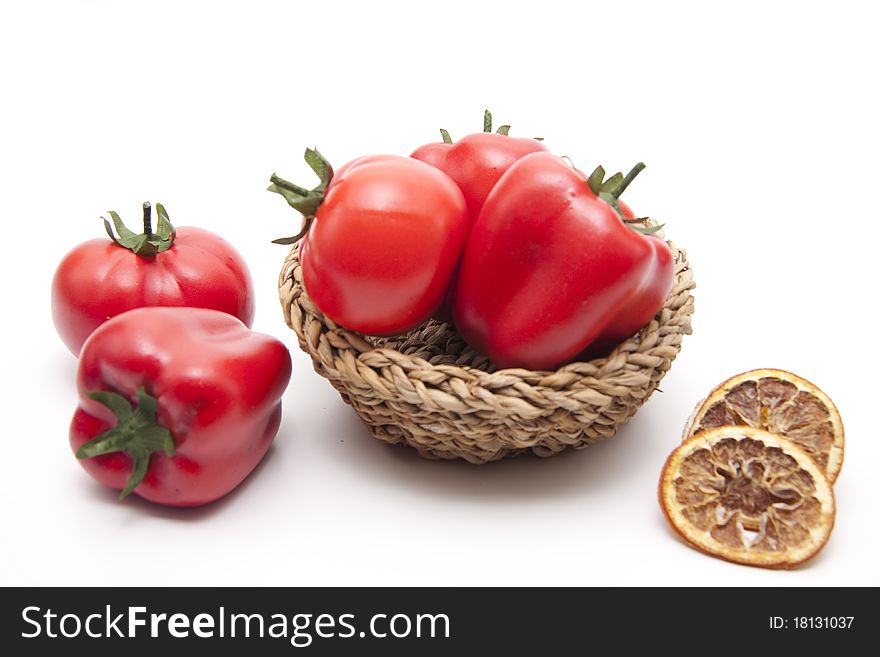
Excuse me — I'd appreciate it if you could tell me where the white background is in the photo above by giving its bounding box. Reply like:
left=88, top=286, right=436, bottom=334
left=1, top=0, right=877, bottom=586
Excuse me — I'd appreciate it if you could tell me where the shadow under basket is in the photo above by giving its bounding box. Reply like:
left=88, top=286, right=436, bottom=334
left=279, top=243, right=695, bottom=464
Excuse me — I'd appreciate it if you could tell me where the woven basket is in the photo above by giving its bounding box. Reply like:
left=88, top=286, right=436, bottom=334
left=279, top=243, right=695, bottom=463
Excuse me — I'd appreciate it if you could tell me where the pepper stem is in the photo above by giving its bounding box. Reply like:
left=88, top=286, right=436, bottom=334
left=611, top=162, right=646, bottom=199
left=588, top=162, right=661, bottom=235
left=76, top=387, right=175, bottom=500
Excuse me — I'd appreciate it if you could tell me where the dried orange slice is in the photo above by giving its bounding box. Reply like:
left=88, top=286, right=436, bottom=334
left=659, top=426, right=835, bottom=568
left=683, top=369, right=844, bottom=482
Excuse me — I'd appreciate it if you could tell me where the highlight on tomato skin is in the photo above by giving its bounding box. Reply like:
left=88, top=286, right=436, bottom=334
left=70, top=306, right=292, bottom=508
left=51, top=202, right=255, bottom=356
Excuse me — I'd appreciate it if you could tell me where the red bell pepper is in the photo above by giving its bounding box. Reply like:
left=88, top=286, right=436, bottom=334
left=452, top=152, right=674, bottom=370
left=70, top=306, right=292, bottom=507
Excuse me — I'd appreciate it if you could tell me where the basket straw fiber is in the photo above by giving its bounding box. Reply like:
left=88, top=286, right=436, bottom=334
left=279, top=242, right=695, bottom=463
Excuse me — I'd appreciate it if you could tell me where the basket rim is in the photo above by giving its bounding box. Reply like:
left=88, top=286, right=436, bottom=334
left=279, top=240, right=695, bottom=385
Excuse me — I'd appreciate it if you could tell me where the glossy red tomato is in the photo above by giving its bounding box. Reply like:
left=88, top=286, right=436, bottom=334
left=51, top=203, right=254, bottom=355
left=411, top=131, right=547, bottom=223
left=270, top=152, right=468, bottom=336
left=410, top=111, right=547, bottom=322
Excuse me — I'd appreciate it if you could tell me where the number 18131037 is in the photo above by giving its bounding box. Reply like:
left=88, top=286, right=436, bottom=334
left=770, top=617, right=854, bottom=629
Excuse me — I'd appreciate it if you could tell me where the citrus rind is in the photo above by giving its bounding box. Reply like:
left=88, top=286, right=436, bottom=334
left=683, top=369, right=844, bottom=482
left=660, top=426, right=835, bottom=569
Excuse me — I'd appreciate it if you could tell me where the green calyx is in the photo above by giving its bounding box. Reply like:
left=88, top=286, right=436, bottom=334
left=102, top=202, right=176, bottom=257
left=438, top=109, right=544, bottom=143
left=268, top=148, right=334, bottom=245
left=76, top=387, right=175, bottom=500
left=483, top=109, right=510, bottom=135
left=587, top=162, right=664, bottom=235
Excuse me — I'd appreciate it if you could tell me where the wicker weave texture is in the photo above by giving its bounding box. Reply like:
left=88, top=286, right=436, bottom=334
left=279, top=243, right=695, bottom=463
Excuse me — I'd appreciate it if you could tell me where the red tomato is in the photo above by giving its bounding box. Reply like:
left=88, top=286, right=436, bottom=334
left=270, top=152, right=468, bottom=336
left=410, top=111, right=547, bottom=322
left=71, top=307, right=291, bottom=506
left=411, top=131, right=547, bottom=223
left=328, top=154, right=398, bottom=187
left=51, top=203, right=254, bottom=355
left=452, top=153, right=674, bottom=370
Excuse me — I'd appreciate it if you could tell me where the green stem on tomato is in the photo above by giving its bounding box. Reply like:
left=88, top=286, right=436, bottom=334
left=102, top=202, right=175, bottom=258
left=267, top=148, right=335, bottom=244
left=142, top=202, right=152, bottom=236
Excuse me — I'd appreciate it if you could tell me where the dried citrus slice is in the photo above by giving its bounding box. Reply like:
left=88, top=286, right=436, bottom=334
left=683, top=369, right=844, bottom=482
left=659, top=426, right=835, bottom=568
